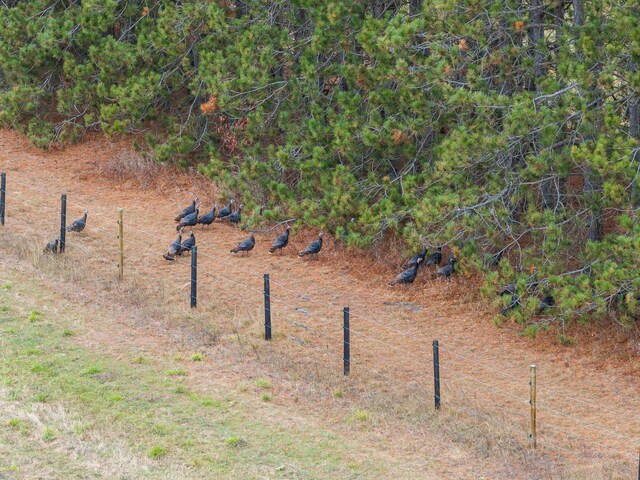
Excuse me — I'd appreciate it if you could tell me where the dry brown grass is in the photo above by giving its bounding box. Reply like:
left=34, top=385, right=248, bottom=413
left=99, top=148, right=165, bottom=189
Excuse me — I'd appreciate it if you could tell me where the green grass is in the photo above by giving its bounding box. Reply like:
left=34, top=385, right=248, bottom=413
left=350, top=409, right=371, bottom=423
left=147, top=445, right=167, bottom=459
left=254, top=378, right=271, bottom=390
left=191, top=352, right=205, bottom=362
left=0, top=282, right=391, bottom=479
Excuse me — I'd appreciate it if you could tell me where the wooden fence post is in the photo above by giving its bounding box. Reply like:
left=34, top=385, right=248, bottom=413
left=530, top=364, right=537, bottom=449
left=190, top=246, right=197, bottom=308
left=118, top=208, right=124, bottom=280
left=59, top=194, right=67, bottom=253
left=0, top=172, right=6, bottom=226
left=264, top=274, right=272, bottom=340
left=433, top=340, right=441, bottom=410
left=343, top=307, right=350, bottom=376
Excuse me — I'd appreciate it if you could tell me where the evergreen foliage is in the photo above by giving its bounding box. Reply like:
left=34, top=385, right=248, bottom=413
left=1, top=0, right=638, bottom=327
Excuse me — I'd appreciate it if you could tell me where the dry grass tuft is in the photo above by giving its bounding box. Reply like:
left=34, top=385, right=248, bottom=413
left=99, top=149, right=164, bottom=189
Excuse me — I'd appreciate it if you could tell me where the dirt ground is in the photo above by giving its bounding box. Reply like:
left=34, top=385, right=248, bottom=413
left=0, top=129, right=638, bottom=479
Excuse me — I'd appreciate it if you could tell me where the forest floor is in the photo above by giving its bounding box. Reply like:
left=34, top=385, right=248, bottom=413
left=0, top=129, right=638, bottom=479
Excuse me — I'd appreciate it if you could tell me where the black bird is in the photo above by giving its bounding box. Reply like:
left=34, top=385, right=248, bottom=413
left=498, top=282, right=517, bottom=296
left=259, top=204, right=267, bottom=215
left=486, top=249, right=504, bottom=267
left=67, top=210, right=89, bottom=232
left=225, top=204, right=243, bottom=224
left=299, top=233, right=323, bottom=257
left=404, top=246, right=428, bottom=268
left=536, top=295, right=555, bottom=314
left=269, top=226, right=291, bottom=254
left=432, top=255, right=457, bottom=279
left=231, top=233, right=255, bottom=254
left=425, top=246, right=443, bottom=267
left=175, top=197, right=198, bottom=222
left=217, top=199, right=234, bottom=219
left=177, top=208, right=198, bottom=231
left=340, top=218, right=356, bottom=243
left=44, top=238, right=59, bottom=254
left=178, top=231, right=196, bottom=255
left=389, top=258, right=423, bottom=286
left=501, top=294, right=521, bottom=315
left=163, top=233, right=182, bottom=261
left=196, top=204, right=217, bottom=227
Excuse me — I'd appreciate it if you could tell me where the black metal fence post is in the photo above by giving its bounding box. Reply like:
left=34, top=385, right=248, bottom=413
left=59, top=194, right=67, bottom=253
left=190, top=246, right=197, bottom=308
left=433, top=340, right=441, bottom=410
left=0, top=172, right=6, bottom=226
left=264, top=273, right=272, bottom=340
left=343, top=307, right=350, bottom=376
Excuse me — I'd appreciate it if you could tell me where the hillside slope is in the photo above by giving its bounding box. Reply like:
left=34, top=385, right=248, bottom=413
left=0, top=130, right=638, bottom=478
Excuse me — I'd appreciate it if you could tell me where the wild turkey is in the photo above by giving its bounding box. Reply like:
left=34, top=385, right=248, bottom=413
left=67, top=210, right=89, bottom=232
left=259, top=204, right=267, bottom=215
left=339, top=218, right=356, bottom=244
left=269, top=226, right=291, bottom=254
left=197, top=204, right=217, bottom=227
left=299, top=233, right=323, bottom=257
left=176, top=208, right=198, bottom=231
left=501, top=294, right=520, bottom=315
left=485, top=249, right=504, bottom=267
left=230, top=233, right=255, bottom=254
left=404, top=246, right=428, bottom=268
left=217, top=199, right=234, bottom=219
left=175, top=197, right=198, bottom=222
left=389, top=258, right=423, bottom=286
left=536, top=295, right=555, bottom=314
left=43, top=237, right=59, bottom=254
left=225, top=204, right=243, bottom=224
left=497, top=282, right=516, bottom=296
left=432, top=255, right=456, bottom=279
left=425, top=246, right=443, bottom=266
left=163, top=233, right=182, bottom=261
left=178, top=231, right=196, bottom=255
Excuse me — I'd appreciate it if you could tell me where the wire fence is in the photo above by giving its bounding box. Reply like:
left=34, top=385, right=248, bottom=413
left=0, top=171, right=638, bottom=478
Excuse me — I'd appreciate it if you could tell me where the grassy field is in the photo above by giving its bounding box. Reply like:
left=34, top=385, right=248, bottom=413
left=0, top=274, right=402, bottom=480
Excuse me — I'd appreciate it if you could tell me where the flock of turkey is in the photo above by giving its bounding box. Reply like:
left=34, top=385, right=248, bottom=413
left=41, top=196, right=553, bottom=311
left=163, top=197, right=325, bottom=262
left=44, top=210, right=89, bottom=253
left=163, top=196, right=457, bottom=287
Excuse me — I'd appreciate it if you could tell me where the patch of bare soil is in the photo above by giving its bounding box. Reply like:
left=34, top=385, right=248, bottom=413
left=0, top=129, right=638, bottom=479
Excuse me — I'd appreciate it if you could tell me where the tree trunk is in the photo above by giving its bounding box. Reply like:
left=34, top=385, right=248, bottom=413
left=236, top=0, right=247, bottom=17
left=409, top=0, right=422, bottom=16
left=575, top=0, right=603, bottom=241
left=527, top=0, right=545, bottom=92
left=630, top=91, right=639, bottom=208
left=584, top=167, right=603, bottom=241
left=371, top=0, right=397, bottom=19
left=573, top=0, right=584, bottom=28
left=630, top=96, right=639, bottom=139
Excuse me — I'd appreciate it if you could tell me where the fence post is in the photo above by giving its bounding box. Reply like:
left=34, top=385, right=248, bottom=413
left=0, top=172, right=6, bottom=226
left=530, top=364, right=537, bottom=449
left=263, top=274, right=272, bottom=340
left=117, top=208, right=124, bottom=280
left=433, top=340, right=441, bottom=410
left=343, top=307, right=350, bottom=376
left=59, top=194, right=67, bottom=253
left=190, top=246, right=197, bottom=308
